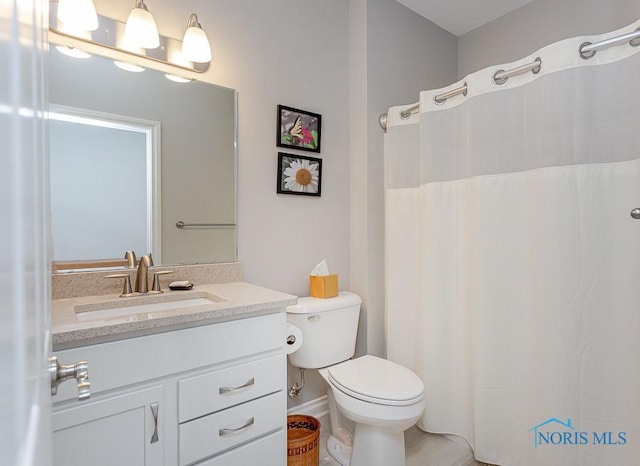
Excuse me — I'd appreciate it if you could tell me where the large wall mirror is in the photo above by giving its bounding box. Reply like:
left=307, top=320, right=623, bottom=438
left=49, top=47, right=237, bottom=269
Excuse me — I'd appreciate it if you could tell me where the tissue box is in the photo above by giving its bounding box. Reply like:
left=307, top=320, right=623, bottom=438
left=309, top=274, right=338, bottom=299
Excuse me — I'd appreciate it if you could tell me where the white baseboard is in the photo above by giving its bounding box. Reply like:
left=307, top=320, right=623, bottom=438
left=287, top=395, right=329, bottom=419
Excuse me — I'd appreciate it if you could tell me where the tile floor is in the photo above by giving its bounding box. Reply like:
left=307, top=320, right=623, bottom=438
left=317, top=415, right=488, bottom=466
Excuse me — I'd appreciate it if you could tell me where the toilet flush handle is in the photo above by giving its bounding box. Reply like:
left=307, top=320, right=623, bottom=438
left=307, top=315, right=321, bottom=322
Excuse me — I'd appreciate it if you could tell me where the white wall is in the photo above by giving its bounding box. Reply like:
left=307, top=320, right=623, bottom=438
left=93, top=0, right=351, bottom=297
left=86, top=0, right=455, bottom=407
left=348, top=0, right=456, bottom=360
left=74, top=0, right=637, bottom=412
left=458, top=0, right=640, bottom=77
left=90, top=0, right=350, bottom=407
left=206, top=1, right=352, bottom=298
left=361, top=0, right=457, bottom=358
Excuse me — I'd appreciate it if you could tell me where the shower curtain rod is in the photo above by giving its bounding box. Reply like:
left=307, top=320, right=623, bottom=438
left=379, top=26, right=640, bottom=132
left=579, top=26, right=640, bottom=58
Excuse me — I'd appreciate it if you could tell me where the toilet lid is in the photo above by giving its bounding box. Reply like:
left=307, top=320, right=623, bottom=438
left=328, top=355, right=424, bottom=406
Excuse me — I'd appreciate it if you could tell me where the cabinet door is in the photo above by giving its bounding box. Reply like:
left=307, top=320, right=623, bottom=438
left=53, top=385, right=163, bottom=466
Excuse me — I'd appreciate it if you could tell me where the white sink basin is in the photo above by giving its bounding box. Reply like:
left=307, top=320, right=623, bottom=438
left=74, top=291, right=226, bottom=321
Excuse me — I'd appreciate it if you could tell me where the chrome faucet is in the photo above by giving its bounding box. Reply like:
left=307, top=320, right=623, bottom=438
left=134, top=255, right=153, bottom=294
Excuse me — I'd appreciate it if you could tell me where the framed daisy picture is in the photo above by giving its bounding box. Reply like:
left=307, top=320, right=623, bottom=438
left=277, top=152, right=322, bottom=196
left=277, top=105, right=322, bottom=153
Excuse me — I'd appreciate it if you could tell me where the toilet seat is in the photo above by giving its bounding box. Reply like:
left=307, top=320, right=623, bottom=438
left=327, top=355, right=424, bottom=407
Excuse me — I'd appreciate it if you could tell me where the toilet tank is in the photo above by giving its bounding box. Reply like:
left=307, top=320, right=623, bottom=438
left=287, top=291, right=362, bottom=369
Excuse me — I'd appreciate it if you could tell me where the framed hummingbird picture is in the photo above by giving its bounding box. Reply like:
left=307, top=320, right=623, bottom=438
left=277, top=105, right=322, bottom=153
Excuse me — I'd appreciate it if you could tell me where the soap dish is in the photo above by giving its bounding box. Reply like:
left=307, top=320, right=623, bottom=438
left=168, top=280, right=194, bottom=290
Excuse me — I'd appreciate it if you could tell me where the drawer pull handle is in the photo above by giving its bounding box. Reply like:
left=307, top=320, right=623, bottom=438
left=219, top=377, right=255, bottom=394
left=219, top=417, right=255, bottom=436
left=150, top=402, right=159, bottom=444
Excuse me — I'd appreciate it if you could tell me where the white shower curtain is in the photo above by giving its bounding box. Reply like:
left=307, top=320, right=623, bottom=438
left=385, top=22, right=640, bottom=466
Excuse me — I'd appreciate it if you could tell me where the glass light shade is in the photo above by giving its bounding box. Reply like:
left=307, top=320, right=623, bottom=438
left=57, top=0, right=99, bottom=32
left=182, top=23, right=212, bottom=63
left=124, top=3, right=159, bottom=49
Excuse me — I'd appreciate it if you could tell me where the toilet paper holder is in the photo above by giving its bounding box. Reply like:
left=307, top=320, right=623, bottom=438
left=286, top=323, right=305, bottom=398
left=285, top=323, right=303, bottom=354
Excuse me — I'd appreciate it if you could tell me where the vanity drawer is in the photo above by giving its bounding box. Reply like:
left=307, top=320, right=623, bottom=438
left=194, top=429, right=285, bottom=465
left=179, top=354, right=284, bottom=422
left=179, top=391, right=285, bottom=465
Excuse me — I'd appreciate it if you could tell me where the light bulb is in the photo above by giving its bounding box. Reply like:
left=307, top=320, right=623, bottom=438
left=181, top=14, right=212, bottom=63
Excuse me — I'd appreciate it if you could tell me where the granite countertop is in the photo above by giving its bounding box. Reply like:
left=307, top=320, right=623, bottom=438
left=52, top=281, right=297, bottom=349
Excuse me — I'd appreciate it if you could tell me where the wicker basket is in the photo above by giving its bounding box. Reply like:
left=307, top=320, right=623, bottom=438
left=287, top=414, right=321, bottom=466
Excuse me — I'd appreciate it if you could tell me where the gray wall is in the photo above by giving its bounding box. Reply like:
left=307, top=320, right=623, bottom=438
left=362, top=0, right=457, bottom=359
left=90, top=0, right=351, bottom=408
left=458, top=0, right=640, bottom=77
left=61, top=0, right=638, bottom=411
left=281, top=0, right=458, bottom=408
left=91, top=0, right=351, bottom=299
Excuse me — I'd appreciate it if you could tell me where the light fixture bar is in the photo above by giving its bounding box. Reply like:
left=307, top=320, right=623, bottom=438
left=49, top=3, right=209, bottom=73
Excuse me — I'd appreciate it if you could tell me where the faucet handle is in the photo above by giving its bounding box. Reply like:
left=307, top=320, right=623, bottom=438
left=105, top=273, right=136, bottom=297
left=150, top=270, right=174, bottom=293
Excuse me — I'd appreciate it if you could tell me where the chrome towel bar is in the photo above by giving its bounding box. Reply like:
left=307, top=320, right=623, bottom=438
left=176, top=220, right=236, bottom=229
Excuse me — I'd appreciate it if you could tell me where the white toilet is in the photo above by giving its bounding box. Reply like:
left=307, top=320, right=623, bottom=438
left=287, top=291, right=425, bottom=466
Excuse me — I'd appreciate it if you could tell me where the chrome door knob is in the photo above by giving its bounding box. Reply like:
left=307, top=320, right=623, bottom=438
left=631, top=208, right=640, bottom=219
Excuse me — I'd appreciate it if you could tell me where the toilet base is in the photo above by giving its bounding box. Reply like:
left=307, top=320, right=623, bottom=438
left=327, top=434, right=352, bottom=466
left=350, top=422, right=406, bottom=466
left=325, top=422, right=408, bottom=466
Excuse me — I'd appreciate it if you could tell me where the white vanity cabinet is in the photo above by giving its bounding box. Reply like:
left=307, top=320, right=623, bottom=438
left=52, top=312, right=287, bottom=466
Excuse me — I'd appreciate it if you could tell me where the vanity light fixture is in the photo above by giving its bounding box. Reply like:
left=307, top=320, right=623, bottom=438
left=49, top=1, right=211, bottom=74
left=57, top=0, right=99, bottom=32
left=181, top=14, right=212, bottom=63
left=124, top=0, right=159, bottom=50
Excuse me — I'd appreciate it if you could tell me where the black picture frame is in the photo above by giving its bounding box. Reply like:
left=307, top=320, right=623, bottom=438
left=277, top=105, right=322, bottom=153
left=276, top=152, right=322, bottom=196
